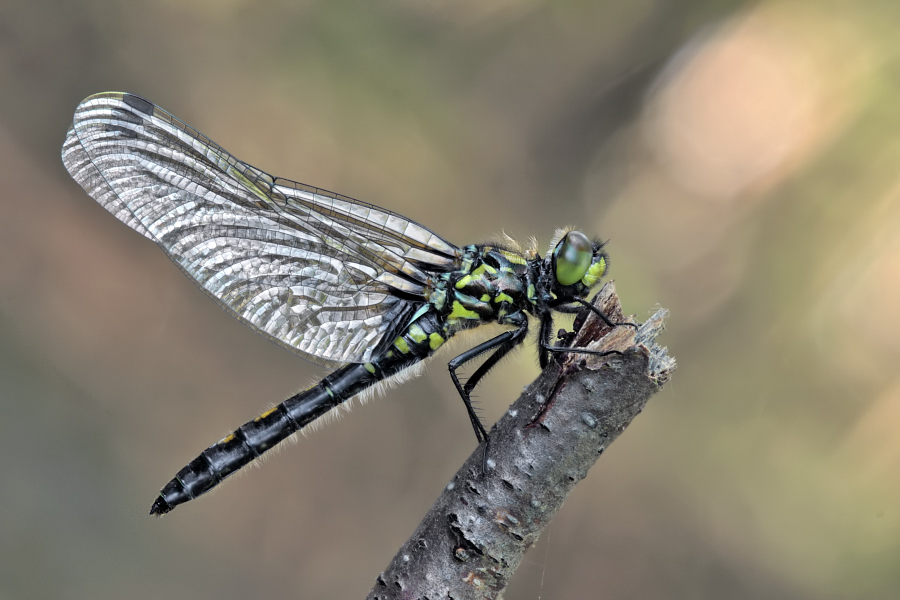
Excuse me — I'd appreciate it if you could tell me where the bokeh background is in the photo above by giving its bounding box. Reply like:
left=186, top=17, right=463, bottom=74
left=2, top=0, right=899, bottom=598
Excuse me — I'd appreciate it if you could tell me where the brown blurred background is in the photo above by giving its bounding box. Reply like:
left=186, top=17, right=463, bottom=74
left=2, top=0, right=900, bottom=598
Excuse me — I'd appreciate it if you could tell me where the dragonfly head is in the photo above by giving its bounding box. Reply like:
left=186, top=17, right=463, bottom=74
left=546, top=230, right=608, bottom=303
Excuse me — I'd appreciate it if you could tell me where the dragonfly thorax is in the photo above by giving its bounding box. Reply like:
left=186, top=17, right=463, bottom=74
left=422, top=231, right=608, bottom=340
left=426, top=245, right=536, bottom=333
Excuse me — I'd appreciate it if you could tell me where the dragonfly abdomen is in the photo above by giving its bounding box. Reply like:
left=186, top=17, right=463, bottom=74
left=150, top=309, right=447, bottom=515
left=149, top=363, right=358, bottom=515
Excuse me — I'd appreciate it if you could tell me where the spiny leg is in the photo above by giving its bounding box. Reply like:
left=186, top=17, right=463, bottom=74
left=544, top=299, right=637, bottom=363
left=447, top=327, right=528, bottom=474
left=447, top=323, right=528, bottom=444
left=564, top=297, right=639, bottom=330
left=461, top=325, right=529, bottom=399
left=538, top=310, right=555, bottom=369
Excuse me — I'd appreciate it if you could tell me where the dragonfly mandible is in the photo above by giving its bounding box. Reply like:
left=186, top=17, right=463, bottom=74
left=62, top=92, right=627, bottom=515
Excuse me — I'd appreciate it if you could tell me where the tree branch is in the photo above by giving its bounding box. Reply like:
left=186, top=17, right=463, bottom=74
left=367, top=282, right=674, bottom=600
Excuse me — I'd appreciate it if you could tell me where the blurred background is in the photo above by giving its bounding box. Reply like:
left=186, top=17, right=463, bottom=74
left=2, top=0, right=899, bottom=598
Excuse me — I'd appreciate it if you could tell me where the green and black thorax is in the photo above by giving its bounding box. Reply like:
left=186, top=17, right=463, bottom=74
left=397, top=231, right=610, bottom=359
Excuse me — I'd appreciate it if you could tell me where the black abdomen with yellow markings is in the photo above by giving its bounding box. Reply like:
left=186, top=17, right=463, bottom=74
left=151, top=311, right=449, bottom=515
left=62, top=91, right=615, bottom=516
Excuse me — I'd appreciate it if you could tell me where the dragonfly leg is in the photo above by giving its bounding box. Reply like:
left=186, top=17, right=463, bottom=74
left=448, top=321, right=529, bottom=444
left=538, top=310, right=555, bottom=369
left=548, top=299, right=638, bottom=367
left=461, top=326, right=529, bottom=399
left=559, top=298, right=639, bottom=330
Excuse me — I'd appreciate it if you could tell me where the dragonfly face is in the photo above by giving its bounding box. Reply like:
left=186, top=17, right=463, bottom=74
left=62, top=92, right=622, bottom=515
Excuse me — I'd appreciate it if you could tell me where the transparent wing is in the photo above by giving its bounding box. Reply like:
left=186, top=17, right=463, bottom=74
left=62, top=92, right=460, bottom=367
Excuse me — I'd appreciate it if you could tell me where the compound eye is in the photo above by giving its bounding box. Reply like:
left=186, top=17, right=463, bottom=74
left=553, top=231, right=593, bottom=286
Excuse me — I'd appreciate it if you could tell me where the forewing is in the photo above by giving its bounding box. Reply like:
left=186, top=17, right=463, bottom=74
left=62, top=92, right=460, bottom=367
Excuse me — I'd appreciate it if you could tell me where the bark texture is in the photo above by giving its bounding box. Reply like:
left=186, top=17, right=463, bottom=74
left=367, top=282, right=674, bottom=600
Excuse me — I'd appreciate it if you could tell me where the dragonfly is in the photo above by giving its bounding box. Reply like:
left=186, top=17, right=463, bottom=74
left=62, top=92, right=629, bottom=516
